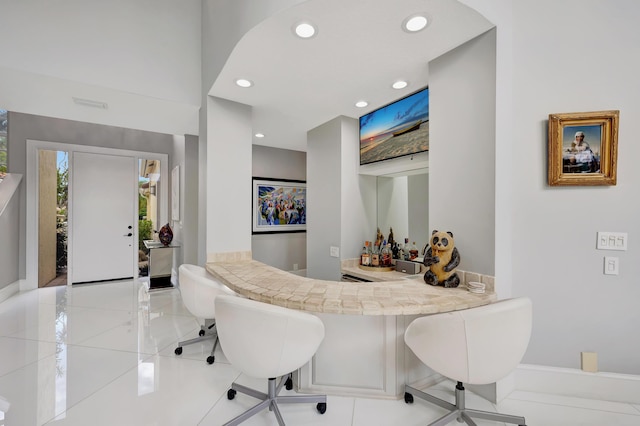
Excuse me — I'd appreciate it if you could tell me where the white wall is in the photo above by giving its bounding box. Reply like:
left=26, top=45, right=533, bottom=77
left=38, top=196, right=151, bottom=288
left=308, top=116, right=376, bottom=279
left=205, top=97, right=252, bottom=259
left=0, top=0, right=201, bottom=104
left=459, top=0, right=515, bottom=301
left=307, top=118, right=342, bottom=280
left=341, top=117, right=377, bottom=262
left=0, top=0, right=201, bottom=136
left=182, top=135, right=199, bottom=265
left=197, top=105, right=208, bottom=266
left=376, top=173, right=429, bottom=252
left=251, top=145, right=307, bottom=272
left=408, top=173, right=429, bottom=251
left=429, top=29, right=497, bottom=276
left=510, top=0, right=640, bottom=374
left=170, top=134, right=200, bottom=270
left=377, top=176, right=409, bottom=244
left=464, top=0, right=640, bottom=374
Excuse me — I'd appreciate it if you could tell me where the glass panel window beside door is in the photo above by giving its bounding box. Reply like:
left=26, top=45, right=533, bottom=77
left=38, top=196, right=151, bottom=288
left=138, top=159, right=161, bottom=277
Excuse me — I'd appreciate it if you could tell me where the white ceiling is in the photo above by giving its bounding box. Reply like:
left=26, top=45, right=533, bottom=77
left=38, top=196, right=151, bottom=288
left=209, top=0, right=494, bottom=152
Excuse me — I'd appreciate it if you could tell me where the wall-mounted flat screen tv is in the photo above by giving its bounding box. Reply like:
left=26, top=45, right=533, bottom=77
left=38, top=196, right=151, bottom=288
left=359, top=87, right=429, bottom=165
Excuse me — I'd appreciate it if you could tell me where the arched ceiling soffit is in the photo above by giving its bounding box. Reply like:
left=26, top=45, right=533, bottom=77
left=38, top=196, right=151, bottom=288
left=209, top=0, right=494, bottom=151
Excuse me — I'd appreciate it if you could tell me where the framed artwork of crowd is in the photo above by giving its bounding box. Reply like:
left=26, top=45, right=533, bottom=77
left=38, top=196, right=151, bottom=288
left=252, top=177, right=306, bottom=234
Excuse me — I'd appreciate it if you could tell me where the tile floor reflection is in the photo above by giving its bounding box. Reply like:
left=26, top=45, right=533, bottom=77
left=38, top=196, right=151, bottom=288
left=0, top=279, right=638, bottom=425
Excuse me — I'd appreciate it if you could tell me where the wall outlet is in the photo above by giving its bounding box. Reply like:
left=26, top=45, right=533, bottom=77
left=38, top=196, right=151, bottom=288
left=293, top=263, right=298, bottom=271
left=330, top=246, right=340, bottom=258
left=604, top=256, right=619, bottom=275
left=581, top=352, right=598, bottom=373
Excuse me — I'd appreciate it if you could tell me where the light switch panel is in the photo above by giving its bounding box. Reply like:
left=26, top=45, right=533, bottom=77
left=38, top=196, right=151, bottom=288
left=597, top=232, right=628, bottom=251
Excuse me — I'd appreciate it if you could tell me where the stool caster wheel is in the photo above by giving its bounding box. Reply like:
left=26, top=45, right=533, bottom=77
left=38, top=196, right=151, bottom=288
left=316, top=402, right=327, bottom=414
left=285, top=376, right=293, bottom=390
left=404, top=392, right=414, bottom=404
left=199, top=329, right=205, bottom=337
left=227, top=389, right=236, bottom=400
left=207, top=355, right=215, bottom=364
left=174, top=347, right=183, bottom=355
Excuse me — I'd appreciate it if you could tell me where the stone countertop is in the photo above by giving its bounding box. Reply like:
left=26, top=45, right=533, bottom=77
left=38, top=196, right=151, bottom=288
left=205, top=254, right=497, bottom=316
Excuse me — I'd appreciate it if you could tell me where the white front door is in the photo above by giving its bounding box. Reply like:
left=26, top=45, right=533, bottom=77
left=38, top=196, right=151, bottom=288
left=71, top=152, right=136, bottom=283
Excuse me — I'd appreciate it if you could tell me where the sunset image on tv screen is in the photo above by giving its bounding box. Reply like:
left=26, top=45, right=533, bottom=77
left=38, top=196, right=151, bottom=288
left=359, top=87, right=429, bottom=165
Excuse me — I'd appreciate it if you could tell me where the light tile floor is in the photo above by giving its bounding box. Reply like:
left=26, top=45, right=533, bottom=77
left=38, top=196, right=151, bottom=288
left=0, top=279, right=639, bottom=425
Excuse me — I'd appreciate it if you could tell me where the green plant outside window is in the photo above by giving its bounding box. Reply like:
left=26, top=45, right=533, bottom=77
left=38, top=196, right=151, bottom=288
left=139, top=219, right=153, bottom=252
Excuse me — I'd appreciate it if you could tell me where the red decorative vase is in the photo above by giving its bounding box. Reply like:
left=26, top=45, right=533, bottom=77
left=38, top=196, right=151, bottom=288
left=158, top=223, right=173, bottom=246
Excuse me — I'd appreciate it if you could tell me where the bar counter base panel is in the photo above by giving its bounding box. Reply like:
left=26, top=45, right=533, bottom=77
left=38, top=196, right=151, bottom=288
left=298, top=312, right=441, bottom=400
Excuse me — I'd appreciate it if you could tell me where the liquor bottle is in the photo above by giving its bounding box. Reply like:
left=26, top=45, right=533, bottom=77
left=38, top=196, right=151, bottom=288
left=381, top=242, right=392, bottom=266
left=380, top=240, right=388, bottom=266
left=403, top=238, right=410, bottom=261
left=360, top=243, right=371, bottom=266
left=392, top=242, right=399, bottom=260
left=409, top=241, right=419, bottom=260
left=371, top=243, right=380, bottom=267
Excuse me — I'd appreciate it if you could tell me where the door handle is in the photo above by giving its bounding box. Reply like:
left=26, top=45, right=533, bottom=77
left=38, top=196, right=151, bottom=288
left=124, top=233, right=133, bottom=237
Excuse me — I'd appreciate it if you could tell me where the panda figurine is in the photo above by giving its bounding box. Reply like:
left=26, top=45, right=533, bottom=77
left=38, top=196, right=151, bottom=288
left=423, top=230, right=461, bottom=288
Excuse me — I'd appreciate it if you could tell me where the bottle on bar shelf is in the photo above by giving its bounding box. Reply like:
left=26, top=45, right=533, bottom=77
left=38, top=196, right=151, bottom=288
left=381, top=242, right=392, bottom=266
left=403, top=238, right=410, bottom=261
left=371, top=243, right=380, bottom=267
left=360, top=242, right=371, bottom=266
left=409, top=241, right=419, bottom=260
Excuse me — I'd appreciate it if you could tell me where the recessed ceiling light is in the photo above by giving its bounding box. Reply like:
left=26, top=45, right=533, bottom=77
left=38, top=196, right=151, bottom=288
left=355, top=101, right=368, bottom=108
left=392, top=80, right=408, bottom=89
left=403, top=14, right=429, bottom=33
left=293, top=21, right=317, bottom=39
left=235, top=78, right=253, bottom=88
left=255, top=133, right=265, bottom=138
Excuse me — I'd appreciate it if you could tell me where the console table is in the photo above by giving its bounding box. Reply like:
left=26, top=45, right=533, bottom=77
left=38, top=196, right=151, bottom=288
left=144, top=240, right=179, bottom=290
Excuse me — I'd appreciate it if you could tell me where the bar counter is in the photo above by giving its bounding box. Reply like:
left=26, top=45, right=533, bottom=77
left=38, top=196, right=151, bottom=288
left=205, top=255, right=496, bottom=316
left=205, top=252, right=498, bottom=399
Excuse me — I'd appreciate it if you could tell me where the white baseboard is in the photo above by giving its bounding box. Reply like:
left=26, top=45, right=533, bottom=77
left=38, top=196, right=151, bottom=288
left=516, top=364, right=640, bottom=404
left=0, top=281, right=20, bottom=303
left=408, top=372, right=445, bottom=392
